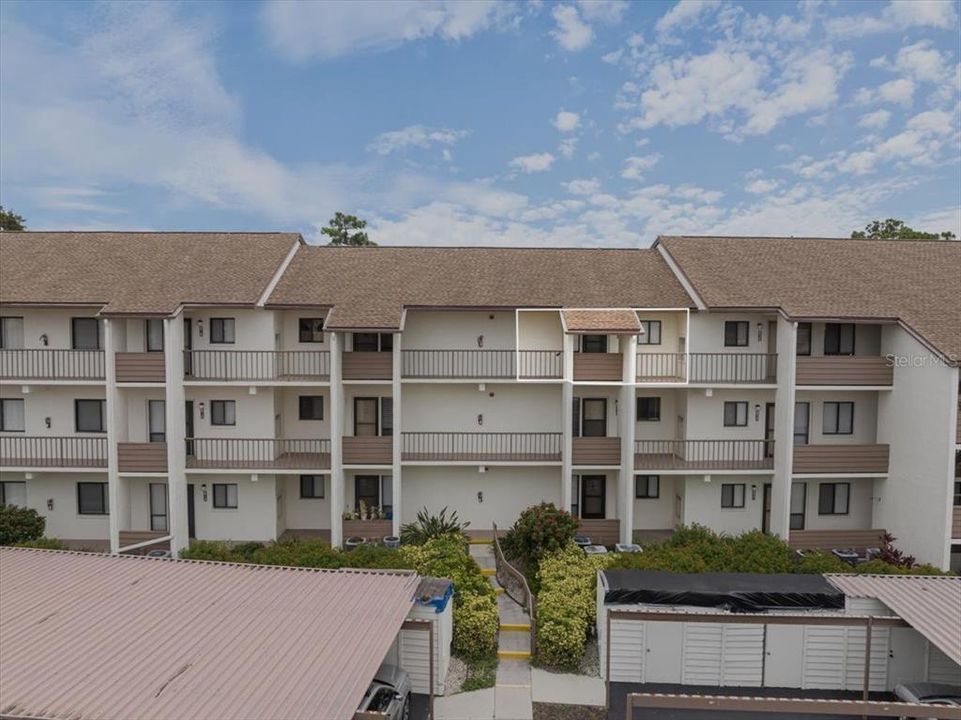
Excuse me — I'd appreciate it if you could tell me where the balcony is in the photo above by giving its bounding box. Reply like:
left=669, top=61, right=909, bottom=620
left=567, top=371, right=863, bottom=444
left=634, top=439, right=773, bottom=471
left=788, top=529, right=887, bottom=552
left=792, top=444, right=889, bottom=474
left=184, top=350, right=330, bottom=382
left=636, top=353, right=686, bottom=383
left=635, top=353, right=777, bottom=384
left=342, top=352, right=392, bottom=381
left=572, top=437, right=621, bottom=465
left=118, top=442, right=168, bottom=472
left=0, top=436, right=107, bottom=468
left=115, top=352, right=165, bottom=383
left=795, top=356, right=893, bottom=386
left=0, top=349, right=105, bottom=381
left=343, top=436, right=392, bottom=465
left=185, top=438, right=331, bottom=470
left=577, top=519, right=620, bottom=546
left=401, top=432, right=561, bottom=462
left=401, top=350, right=562, bottom=379
left=573, top=353, right=622, bottom=382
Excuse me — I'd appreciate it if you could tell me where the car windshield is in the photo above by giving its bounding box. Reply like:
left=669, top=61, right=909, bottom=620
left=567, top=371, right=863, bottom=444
left=368, top=687, right=394, bottom=712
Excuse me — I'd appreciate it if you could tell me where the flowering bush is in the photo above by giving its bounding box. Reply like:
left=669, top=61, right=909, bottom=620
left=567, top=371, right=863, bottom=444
left=502, top=502, right=579, bottom=591
left=452, top=594, right=499, bottom=658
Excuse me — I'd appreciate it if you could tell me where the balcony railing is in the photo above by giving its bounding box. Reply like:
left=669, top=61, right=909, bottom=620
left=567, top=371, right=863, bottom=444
left=118, top=442, right=168, bottom=472
left=401, top=432, right=562, bottom=462
left=689, top=353, right=777, bottom=384
left=0, top=349, right=106, bottom=381
left=636, top=353, right=686, bottom=382
left=343, top=436, right=393, bottom=464
left=116, top=352, right=165, bottom=383
left=184, top=350, right=330, bottom=381
left=573, top=353, right=623, bottom=381
left=572, top=437, right=621, bottom=465
left=792, top=444, right=889, bottom=474
left=795, top=356, right=893, bottom=386
left=185, top=438, right=331, bottom=470
left=401, top=349, right=563, bottom=379
left=0, top=436, right=108, bottom=468
left=342, top=351, right=392, bottom=380
left=634, top=439, right=773, bottom=471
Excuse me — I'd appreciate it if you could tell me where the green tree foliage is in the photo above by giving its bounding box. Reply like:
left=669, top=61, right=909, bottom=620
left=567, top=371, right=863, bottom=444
left=852, top=218, right=956, bottom=241
left=321, top=211, right=376, bottom=246
left=400, top=506, right=470, bottom=545
left=501, top=502, right=579, bottom=591
left=0, top=205, right=26, bottom=231
left=0, top=505, right=45, bottom=545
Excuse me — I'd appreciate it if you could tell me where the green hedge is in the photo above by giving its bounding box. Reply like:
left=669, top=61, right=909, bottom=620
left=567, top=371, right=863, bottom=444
left=180, top=538, right=411, bottom=569
left=0, top=505, right=45, bottom=545
left=13, top=537, right=67, bottom=550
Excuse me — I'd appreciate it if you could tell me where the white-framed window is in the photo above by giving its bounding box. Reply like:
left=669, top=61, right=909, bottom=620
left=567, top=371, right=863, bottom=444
left=210, top=400, right=236, bottom=426
left=721, top=483, right=745, bottom=509
left=210, top=318, right=235, bottom=344
left=212, top=483, right=238, bottom=509
left=0, top=481, right=27, bottom=507
left=638, top=320, right=662, bottom=345
left=635, top=475, right=659, bottom=499
left=0, top=398, right=25, bottom=432
left=723, top=321, right=749, bottom=347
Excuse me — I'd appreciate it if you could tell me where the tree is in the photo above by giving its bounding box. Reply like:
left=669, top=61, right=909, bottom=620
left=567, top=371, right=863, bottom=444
left=0, top=205, right=25, bottom=231
left=851, top=218, right=956, bottom=241
left=320, top=212, right=376, bottom=246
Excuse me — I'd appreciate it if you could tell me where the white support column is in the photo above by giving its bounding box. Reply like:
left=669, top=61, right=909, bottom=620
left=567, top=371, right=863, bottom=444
left=770, top=315, right=797, bottom=540
left=104, top=318, right=122, bottom=554
left=164, top=316, right=188, bottom=555
left=329, top=332, right=344, bottom=547
left=391, top=332, right=403, bottom=538
left=619, top=335, right=638, bottom=544
left=561, top=332, right=575, bottom=513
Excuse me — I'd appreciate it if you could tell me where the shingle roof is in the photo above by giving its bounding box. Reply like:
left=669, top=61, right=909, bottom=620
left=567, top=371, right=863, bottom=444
left=0, top=232, right=300, bottom=315
left=658, top=236, right=961, bottom=362
left=267, top=246, right=694, bottom=329
left=827, top=574, right=961, bottom=665
left=562, top=308, right=642, bottom=333
left=0, top=547, right=419, bottom=720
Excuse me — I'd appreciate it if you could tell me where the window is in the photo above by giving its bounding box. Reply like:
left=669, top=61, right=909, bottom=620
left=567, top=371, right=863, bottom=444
left=0, top=481, right=27, bottom=507
left=0, top=317, right=24, bottom=349
left=580, top=398, right=607, bottom=437
left=635, top=475, right=660, bottom=499
left=380, top=476, right=393, bottom=516
left=638, top=320, right=662, bottom=345
left=210, top=400, right=236, bottom=426
left=823, top=401, right=854, bottom=435
left=75, top=399, right=105, bottom=433
left=149, top=483, right=168, bottom=531
left=300, top=475, right=325, bottom=499
left=793, top=402, right=810, bottom=445
left=581, top=335, right=608, bottom=353
left=355, top=475, right=380, bottom=510
left=0, top=398, right=25, bottom=432
left=571, top=476, right=580, bottom=518
left=796, top=322, right=812, bottom=356
left=145, top=319, right=164, bottom=352
left=210, top=318, right=235, bottom=344
left=299, top=318, right=325, bottom=343
left=818, top=482, right=849, bottom=515
left=213, top=483, right=238, bottom=509
left=723, top=321, right=749, bottom=347
left=721, top=483, right=746, bottom=509
left=824, top=323, right=855, bottom=356
left=636, top=396, right=661, bottom=422
left=354, top=398, right=378, bottom=436
left=380, top=398, right=393, bottom=436
left=148, top=400, right=166, bottom=442
left=299, top=396, right=324, bottom=421
left=77, top=482, right=108, bottom=515
left=353, top=333, right=392, bottom=352
left=790, top=483, right=806, bottom=531
left=723, top=401, right=748, bottom=427
left=71, top=317, right=101, bottom=350
left=954, top=479, right=961, bottom=507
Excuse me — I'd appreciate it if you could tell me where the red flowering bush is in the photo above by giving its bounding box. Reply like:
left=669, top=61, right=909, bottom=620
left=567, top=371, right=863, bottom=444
left=502, top=503, right=579, bottom=590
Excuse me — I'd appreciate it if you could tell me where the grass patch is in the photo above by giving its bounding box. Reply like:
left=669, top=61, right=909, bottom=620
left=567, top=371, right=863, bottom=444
left=533, top=702, right=605, bottom=720
left=459, top=653, right=497, bottom=692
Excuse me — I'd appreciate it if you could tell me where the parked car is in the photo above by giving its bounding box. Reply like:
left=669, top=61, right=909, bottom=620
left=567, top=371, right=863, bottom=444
left=894, top=682, right=961, bottom=719
left=357, top=664, right=410, bottom=720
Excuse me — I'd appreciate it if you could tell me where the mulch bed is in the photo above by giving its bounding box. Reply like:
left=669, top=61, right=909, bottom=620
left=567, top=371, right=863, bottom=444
left=532, top=702, right=606, bottom=720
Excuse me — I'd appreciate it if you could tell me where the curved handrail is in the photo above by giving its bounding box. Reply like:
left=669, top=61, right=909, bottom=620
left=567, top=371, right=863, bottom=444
left=491, top=523, right=536, bottom=656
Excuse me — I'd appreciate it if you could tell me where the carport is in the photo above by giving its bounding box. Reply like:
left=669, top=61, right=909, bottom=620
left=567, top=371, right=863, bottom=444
left=0, top=547, right=432, bottom=720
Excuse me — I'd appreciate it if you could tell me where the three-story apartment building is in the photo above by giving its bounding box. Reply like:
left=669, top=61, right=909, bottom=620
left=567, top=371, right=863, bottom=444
left=1, top=233, right=958, bottom=570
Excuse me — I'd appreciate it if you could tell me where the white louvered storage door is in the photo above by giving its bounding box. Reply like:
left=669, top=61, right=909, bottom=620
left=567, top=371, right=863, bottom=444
left=609, top=619, right=645, bottom=683
left=721, top=625, right=764, bottom=685
left=682, top=624, right=764, bottom=686
left=927, top=643, right=961, bottom=685
left=802, top=626, right=889, bottom=691
left=682, top=624, right=722, bottom=684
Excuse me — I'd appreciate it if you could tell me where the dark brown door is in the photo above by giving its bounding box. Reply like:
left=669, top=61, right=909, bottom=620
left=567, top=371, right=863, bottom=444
left=354, top=398, right=378, bottom=436
left=764, top=403, right=775, bottom=458
left=762, top=483, right=772, bottom=534
left=183, top=318, right=193, bottom=376
left=581, top=475, right=606, bottom=519
left=185, top=401, right=195, bottom=456
left=187, top=484, right=196, bottom=539
left=355, top=475, right=380, bottom=510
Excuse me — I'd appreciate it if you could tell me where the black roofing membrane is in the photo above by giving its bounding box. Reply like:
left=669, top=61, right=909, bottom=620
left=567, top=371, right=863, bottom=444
left=602, top=571, right=844, bottom=612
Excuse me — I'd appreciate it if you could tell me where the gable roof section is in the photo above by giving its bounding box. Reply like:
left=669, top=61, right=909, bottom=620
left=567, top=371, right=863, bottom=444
left=268, top=246, right=693, bottom=329
left=0, top=232, right=302, bottom=316
left=658, top=236, right=961, bottom=362
left=562, top=308, right=642, bottom=333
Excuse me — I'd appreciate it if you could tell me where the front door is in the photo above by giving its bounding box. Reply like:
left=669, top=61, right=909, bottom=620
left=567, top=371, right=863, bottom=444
left=187, top=483, right=196, bottom=539
left=354, top=398, right=379, bottom=436
left=183, top=318, right=192, bottom=376
left=185, top=401, right=195, bottom=456
left=764, top=403, right=776, bottom=458
left=762, top=483, right=772, bottom=533
left=355, top=475, right=380, bottom=510
left=581, top=475, right=606, bottom=519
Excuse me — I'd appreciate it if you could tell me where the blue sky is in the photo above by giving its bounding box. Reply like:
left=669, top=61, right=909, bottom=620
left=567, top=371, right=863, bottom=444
left=1, top=0, right=958, bottom=245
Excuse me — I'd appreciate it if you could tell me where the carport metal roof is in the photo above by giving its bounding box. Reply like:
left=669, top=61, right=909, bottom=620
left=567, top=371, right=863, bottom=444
left=0, top=548, right=420, bottom=720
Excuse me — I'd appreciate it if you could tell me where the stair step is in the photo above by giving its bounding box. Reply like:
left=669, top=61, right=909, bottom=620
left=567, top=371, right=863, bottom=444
left=481, top=568, right=496, bottom=576
left=469, top=538, right=493, bottom=545
left=497, top=650, right=531, bottom=660
left=493, top=586, right=505, bottom=595
left=499, top=623, right=531, bottom=632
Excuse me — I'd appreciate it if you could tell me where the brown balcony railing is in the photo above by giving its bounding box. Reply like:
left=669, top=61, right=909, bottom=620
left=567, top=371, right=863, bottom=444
left=343, top=436, right=393, bottom=464
left=953, top=507, right=961, bottom=540
left=184, top=350, right=330, bottom=381
left=401, top=432, right=561, bottom=462
left=118, top=442, right=168, bottom=472
left=0, top=436, right=107, bottom=468
left=634, top=439, right=773, bottom=471
left=688, top=353, right=777, bottom=384
left=401, top=349, right=563, bottom=379
left=573, top=353, right=623, bottom=381
left=185, top=438, right=331, bottom=469
left=795, top=356, right=893, bottom=386
left=636, top=353, right=686, bottom=382
left=0, top=349, right=105, bottom=381
left=572, top=437, right=621, bottom=465
left=792, top=444, right=889, bottom=474
left=115, top=352, right=165, bottom=383
left=342, top=352, right=392, bottom=380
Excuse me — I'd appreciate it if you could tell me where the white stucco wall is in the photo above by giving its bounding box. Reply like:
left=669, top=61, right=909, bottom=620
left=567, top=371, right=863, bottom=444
left=183, top=308, right=276, bottom=352
left=404, top=383, right=562, bottom=433
left=1, top=471, right=110, bottom=541
left=793, top=478, right=875, bottom=531
left=0, top=307, right=101, bottom=349
left=794, top=390, right=878, bottom=445
left=635, top=311, right=687, bottom=355
left=634, top=389, right=681, bottom=441
left=0, top=385, right=106, bottom=436
left=517, top=311, right=563, bottom=351
left=683, top=389, right=775, bottom=442
left=632, top=474, right=676, bottom=529
left=403, top=311, right=516, bottom=351
left=275, top=387, right=330, bottom=440
left=283, top=474, right=331, bottom=529
left=681, top=475, right=765, bottom=534
left=276, top=310, right=330, bottom=351
left=184, top=386, right=276, bottom=438
left=188, top=473, right=278, bottom=541
left=686, top=312, right=776, bottom=355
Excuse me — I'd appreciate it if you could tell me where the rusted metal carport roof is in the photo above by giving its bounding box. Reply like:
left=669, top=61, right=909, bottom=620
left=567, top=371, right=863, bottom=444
left=0, top=548, right=420, bottom=720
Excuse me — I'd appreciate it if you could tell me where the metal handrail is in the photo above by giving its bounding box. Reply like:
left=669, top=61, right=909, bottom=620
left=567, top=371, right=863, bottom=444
left=184, top=350, right=330, bottom=380
left=635, top=352, right=777, bottom=383
left=401, top=349, right=562, bottom=379
left=0, top=349, right=105, bottom=380
left=401, top=432, right=562, bottom=461
left=491, top=522, right=536, bottom=656
left=0, top=436, right=108, bottom=467
left=634, top=439, right=773, bottom=470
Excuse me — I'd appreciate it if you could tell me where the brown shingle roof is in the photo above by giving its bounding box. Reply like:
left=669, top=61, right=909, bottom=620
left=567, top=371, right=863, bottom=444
left=0, top=232, right=300, bottom=315
left=659, top=236, right=961, bottom=362
left=562, top=309, right=642, bottom=333
left=267, top=246, right=693, bottom=329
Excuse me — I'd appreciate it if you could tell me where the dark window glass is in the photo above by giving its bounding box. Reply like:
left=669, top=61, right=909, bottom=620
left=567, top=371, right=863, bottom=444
left=148, top=400, right=166, bottom=442
left=0, top=399, right=25, bottom=432
left=299, top=396, right=324, bottom=420
left=355, top=475, right=380, bottom=509
left=354, top=398, right=378, bottom=436
left=210, top=318, right=235, bottom=344
left=210, top=400, right=236, bottom=426
left=823, top=401, right=854, bottom=435
left=796, top=323, right=812, bottom=356
left=824, top=323, right=855, bottom=356
left=77, top=482, right=108, bottom=514
left=71, top=318, right=101, bottom=350
left=380, top=333, right=393, bottom=352
left=353, top=333, right=391, bottom=351
left=636, top=396, right=661, bottom=421
left=793, top=402, right=810, bottom=445
left=300, top=475, right=324, bottom=499
left=299, top=318, right=325, bottom=343
left=723, top=401, right=748, bottom=427
left=213, top=483, right=238, bottom=508
left=723, top=321, right=749, bottom=347
left=380, top=398, right=393, bottom=436
left=635, top=475, right=660, bottom=499
left=581, top=335, right=608, bottom=353
left=638, top=321, right=662, bottom=346
left=721, top=483, right=745, bottom=508
left=0, top=317, right=24, bottom=349
left=818, top=483, right=849, bottom=515
left=145, top=319, right=164, bottom=352
left=572, top=396, right=580, bottom=438
left=953, top=479, right=961, bottom=507
left=581, top=399, right=606, bottom=437
left=75, top=399, right=105, bottom=433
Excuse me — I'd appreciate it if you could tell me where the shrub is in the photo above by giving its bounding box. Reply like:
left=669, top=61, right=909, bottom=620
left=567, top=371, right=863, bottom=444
left=400, top=536, right=492, bottom=601
left=251, top=539, right=345, bottom=568
left=400, top=506, right=469, bottom=545
left=794, top=551, right=853, bottom=575
left=0, top=506, right=46, bottom=545
left=452, top=594, right=499, bottom=658
left=855, top=558, right=904, bottom=575
left=180, top=540, right=250, bottom=563
left=725, top=530, right=795, bottom=573
left=341, top=543, right=413, bottom=570
left=502, top=503, right=579, bottom=591
left=876, top=532, right=917, bottom=569
left=14, top=537, right=66, bottom=550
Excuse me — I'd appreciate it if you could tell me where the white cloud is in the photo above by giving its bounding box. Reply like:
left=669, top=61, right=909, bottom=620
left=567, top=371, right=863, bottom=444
left=906, top=109, right=954, bottom=135
left=744, top=178, right=780, bottom=194
left=827, top=0, right=957, bottom=37
left=879, top=78, right=915, bottom=105
left=558, top=137, right=578, bottom=158
left=565, top=177, right=601, bottom=195
left=509, top=152, right=556, bottom=173
left=858, top=110, right=891, bottom=129
left=263, top=0, right=512, bottom=62
left=576, top=0, right=628, bottom=24
left=551, top=5, right=593, bottom=51
left=655, top=0, right=720, bottom=36
left=553, top=110, right=581, bottom=133
left=367, top=125, right=469, bottom=155
left=621, top=153, right=661, bottom=180
left=894, top=41, right=948, bottom=83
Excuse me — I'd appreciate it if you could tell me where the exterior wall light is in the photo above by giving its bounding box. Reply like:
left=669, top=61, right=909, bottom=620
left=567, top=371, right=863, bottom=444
left=46, top=498, right=54, bottom=511
left=477, top=413, right=483, bottom=426
left=197, top=319, right=204, bottom=337
left=754, top=404, right=761, bottom=421
left=39, top=334, right=48, bottom=346
left=201, top=483, right=208, bottom=502
left=477, top=335, right=484, bottom=348
left=477, top=491, right=484, bottom=503
left=44, top=417, right=51, bottom=428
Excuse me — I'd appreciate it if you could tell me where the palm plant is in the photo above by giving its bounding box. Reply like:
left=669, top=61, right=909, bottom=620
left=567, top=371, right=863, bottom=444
left=400, top=506, right=470, bottom=545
